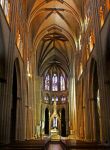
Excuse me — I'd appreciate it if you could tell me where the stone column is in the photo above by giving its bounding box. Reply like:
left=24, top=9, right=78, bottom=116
left=35, top=76, right=42, bottom=137
left=93, top=0, right=110, bottom=143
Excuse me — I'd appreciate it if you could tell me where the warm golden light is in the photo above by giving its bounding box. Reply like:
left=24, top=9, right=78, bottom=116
left=106, top=0, right=110, bottom=10
left=99, top=6, right=104, bottom=28
left=16, top=30, right=23, bottom=57
left=27, top=73, right=32, bottom=78
left=86, top=44, right=89, bottom=60
left=84, top=15, right=90, bottom=31
left=89, top=31, right=95, bottom=52
left=78, top=63, right=83, bottom=80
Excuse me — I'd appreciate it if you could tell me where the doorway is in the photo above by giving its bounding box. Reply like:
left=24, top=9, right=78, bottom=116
left=10, top=64, right=17, bottom=142
left=61, top=108, right=66, bottom=137
left=93, top=61, right=101, bottom=141
left=45, top=108, right=49, bottom=135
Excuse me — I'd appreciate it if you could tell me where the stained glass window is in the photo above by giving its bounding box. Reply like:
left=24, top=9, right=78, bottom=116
left=44, top=96, right=49, bottom=101
left=61, top=96, right=66, bottom=102
left=53, top=117, right=57, bottom=128
left=56, top=96, right=58, bottom=102
left=45, top=74, right=50, bottom=90
left=52, top=97, right=54, bottom=101
left=52, top=74, right=58, bottom=91
left=60, top=75, right=65, bottom=91
left=51, top=96, right=58, bottom=102
left=43, top=70, right=68, bottom=103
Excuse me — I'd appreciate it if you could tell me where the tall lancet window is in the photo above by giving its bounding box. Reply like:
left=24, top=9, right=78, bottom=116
left=60, top=75, right=65, bottom=91
left=52, top=73, right=58, bottom=91
left=45, top=74, right=50, bottom=91
left=53, top=117, right=57, bottom=128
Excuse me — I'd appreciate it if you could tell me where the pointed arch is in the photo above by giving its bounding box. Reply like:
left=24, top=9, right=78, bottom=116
left=10, top=58, right=21, bottom=141
left=14, top=58, right=21, bottom=98
left=89, top=58, right=101, bottom=142
left=44, top=108, right=49, bottom=135
left=61, top=108, right=66, bottom=136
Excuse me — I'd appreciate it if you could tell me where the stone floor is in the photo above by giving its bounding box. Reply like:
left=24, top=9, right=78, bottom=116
left=47, top=143, right=110, bottom=150
left=0, top=139, right=110, bottom=150
left=47, top=143, right=63, bottom=150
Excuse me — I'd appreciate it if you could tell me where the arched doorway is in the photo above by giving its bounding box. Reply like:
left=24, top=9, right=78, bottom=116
left=89, top=59, right=101, bottom=142
left=10, top=59, right=21, bottom=142
left=45, top=108, right=49, bottom=135
left=10, top=64, right=17, bottom=142
left=61, top=108, right=66, bottom=137
left=93, top=61, right=100, bottom=141
left=49, top=113, right=61, bottom=135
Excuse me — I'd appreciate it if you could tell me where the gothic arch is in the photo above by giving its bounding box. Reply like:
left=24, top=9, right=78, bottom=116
left=10, top=58, right=21, bottom=141
left=14, top=58, right=21, bottom=98
left=44, top=108, right=49, bottom=135
left=89, top=58, right=101, bottom=142
left=89, top=58, right=97, bottom=99
left=49, top=115, right=61, bottom=134
left=61, top=108, right=66, bottom=137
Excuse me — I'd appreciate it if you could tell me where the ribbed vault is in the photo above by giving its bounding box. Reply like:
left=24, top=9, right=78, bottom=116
left=27, top=0, right=83, bottom=76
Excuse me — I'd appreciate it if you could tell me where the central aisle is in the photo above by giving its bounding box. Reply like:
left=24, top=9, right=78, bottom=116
left=47, top=143, right=64, bottom=150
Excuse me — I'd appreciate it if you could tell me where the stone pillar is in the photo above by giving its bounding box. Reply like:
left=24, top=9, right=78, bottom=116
left=93, top=0, right=110, bottom=143
left=35, top=76, right=42, bottom=137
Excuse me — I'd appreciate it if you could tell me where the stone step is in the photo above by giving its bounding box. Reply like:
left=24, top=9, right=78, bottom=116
left=61, top=140, right=110, bottom=149
left=0, top=140, right=46, bottom=150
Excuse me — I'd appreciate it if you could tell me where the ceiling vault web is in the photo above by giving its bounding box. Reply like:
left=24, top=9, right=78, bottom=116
left=27, top=0, right=83, bottom=76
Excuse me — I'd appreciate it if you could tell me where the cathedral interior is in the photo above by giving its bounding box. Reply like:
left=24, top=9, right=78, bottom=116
left=0, top=0, right=110, bottom=149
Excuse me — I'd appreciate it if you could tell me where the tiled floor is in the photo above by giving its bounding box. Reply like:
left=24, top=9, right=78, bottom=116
left=48, top=143, right=64, bottom=150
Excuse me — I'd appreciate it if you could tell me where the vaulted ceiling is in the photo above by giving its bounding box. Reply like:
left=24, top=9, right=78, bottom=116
left=27, top=0, right=84, bottom=76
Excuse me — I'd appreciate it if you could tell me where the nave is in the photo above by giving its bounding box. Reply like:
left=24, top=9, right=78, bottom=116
left=0, top=0, right=110, bottom=148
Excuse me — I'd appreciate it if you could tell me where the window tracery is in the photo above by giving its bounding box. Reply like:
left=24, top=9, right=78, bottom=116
left=52, top=97, right=54, bottom=102
left=43, top=67, right=68, bottom=103
left=53, top=117, right=57, bottom=128
left=44, top=72, right=66, bottom=91
left=44, top=96, right=49, bottom=101
left=45, top=74, right=50, bottom=91
left=60, top=75, right=65, bottom=91
left=52, top=73, right=58, bottom=91
left=61, top=96, right=66, bottom=102
left=56, top=96, right=58, bottom=102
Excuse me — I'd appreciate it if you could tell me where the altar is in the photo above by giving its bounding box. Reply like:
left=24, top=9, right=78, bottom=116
left=50, top=128, right=60, bottom=141
left=51, top=127, right=59, bottom=135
